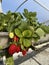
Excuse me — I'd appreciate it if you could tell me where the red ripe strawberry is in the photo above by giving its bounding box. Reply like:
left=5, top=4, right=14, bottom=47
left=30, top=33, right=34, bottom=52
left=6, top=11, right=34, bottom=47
left=22, top=50, right=27, bottom=56
left=13, top=36, right=19, bottom=42
left=8, top=44, right=17, bottom=55
left=16, top=46, right=21, bottom=53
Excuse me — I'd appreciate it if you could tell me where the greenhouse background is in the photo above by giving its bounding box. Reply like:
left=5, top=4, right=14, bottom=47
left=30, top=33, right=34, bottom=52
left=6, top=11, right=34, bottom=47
left=2, top=0, right=49, bottom=23
left=0, top=0, right=49, bottom=65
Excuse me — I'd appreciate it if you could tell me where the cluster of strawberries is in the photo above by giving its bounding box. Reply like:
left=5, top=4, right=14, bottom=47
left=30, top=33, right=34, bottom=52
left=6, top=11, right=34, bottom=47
left=8, top=34, right=27, bottom=56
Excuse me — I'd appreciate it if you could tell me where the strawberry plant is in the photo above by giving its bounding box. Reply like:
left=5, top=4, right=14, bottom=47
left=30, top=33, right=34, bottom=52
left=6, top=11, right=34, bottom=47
left=0, top=9, right=49, bottom=59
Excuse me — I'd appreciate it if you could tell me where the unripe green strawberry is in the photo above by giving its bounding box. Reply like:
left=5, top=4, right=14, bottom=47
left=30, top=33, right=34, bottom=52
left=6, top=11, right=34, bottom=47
left=13, top=36, right=19, bottom=42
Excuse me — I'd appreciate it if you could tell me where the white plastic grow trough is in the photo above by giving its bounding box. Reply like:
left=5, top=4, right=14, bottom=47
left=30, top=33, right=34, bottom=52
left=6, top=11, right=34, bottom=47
left=0, top=0, right=49, bottom=65
left=1, top=34, right=49, bottom=65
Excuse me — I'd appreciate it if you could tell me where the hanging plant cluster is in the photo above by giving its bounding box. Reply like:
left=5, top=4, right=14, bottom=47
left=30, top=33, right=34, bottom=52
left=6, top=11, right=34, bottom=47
left=0, top=9, right=49, bottom=58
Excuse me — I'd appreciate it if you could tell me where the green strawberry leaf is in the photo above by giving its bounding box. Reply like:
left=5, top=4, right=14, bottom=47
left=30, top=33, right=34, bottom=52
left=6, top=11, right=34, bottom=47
left=41, top=24, right=49, bottom=34
left=19, top=38, right=23, bottom=44
left=29, top=12, right=37, bottom=17
left=14, top=28, right=22, bottom=37
left=22, top=30, right=32, bottom=38
left=23, top=9, right=29, bottom=18
left=32, top=33, right=39, bottom=38
left=23, top=39, right=31, bottom=47
left=18, top=21, right=29, bottom=32
left=6, top=57, right=14, bottom=65
left=36, top=28, right=45, bottom=37
left=29, top=26, right=34, bottom=33
left=0, top=46, right=3, bottom=50
left=21, top=44, right=25, bottom=50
